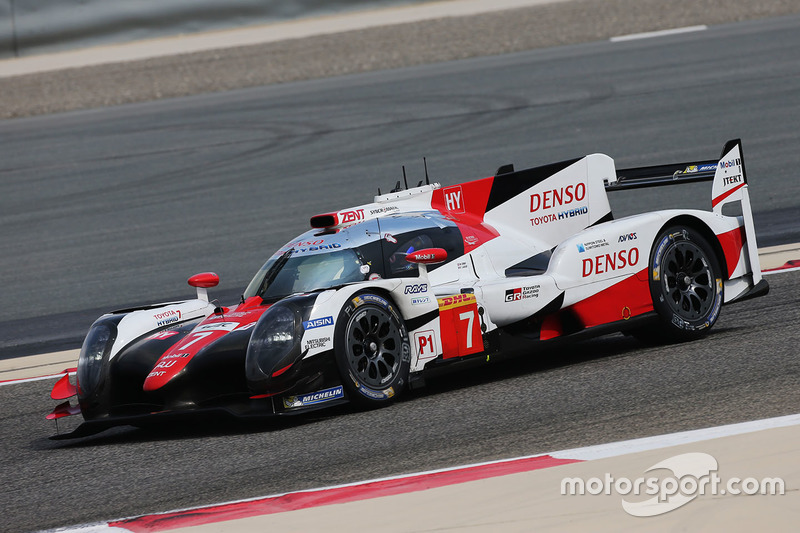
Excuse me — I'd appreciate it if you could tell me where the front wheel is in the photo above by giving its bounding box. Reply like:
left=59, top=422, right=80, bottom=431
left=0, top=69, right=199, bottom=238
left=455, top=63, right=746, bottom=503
left=334, top=293, right=410, bottom=406
left=641, top=226, right=724, bottom=342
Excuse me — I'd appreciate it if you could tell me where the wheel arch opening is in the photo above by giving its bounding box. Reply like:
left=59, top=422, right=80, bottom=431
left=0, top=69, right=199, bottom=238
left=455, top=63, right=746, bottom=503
left=655, top=215, right=729, bottom=280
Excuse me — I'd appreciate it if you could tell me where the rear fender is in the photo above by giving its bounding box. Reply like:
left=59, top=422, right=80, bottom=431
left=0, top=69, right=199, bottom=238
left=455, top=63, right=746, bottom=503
left=549, top=212, right=665, bottom=301
left=654, top=210, right=758, bottom=303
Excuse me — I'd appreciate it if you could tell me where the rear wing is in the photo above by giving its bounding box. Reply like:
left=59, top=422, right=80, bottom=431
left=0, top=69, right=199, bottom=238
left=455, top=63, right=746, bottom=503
left=607, top=159, right=718, bottom=190
left=606, top=139, right=743, bottom=193
left=607, top=139, right=762, bottom=285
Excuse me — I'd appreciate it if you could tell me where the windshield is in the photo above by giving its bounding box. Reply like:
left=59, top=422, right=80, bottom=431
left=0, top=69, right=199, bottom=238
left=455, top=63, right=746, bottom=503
left=243, top=249, right=365, bottom=301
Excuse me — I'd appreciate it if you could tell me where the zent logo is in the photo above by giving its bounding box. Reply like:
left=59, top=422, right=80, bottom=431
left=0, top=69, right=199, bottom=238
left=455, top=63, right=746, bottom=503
left=443, top=186, right=465, bottom=214
left=303, top=316, right=334, bottom=330
left=339, top=209, right=364, bottom=223
left=404, top=283, right=428, bottom=294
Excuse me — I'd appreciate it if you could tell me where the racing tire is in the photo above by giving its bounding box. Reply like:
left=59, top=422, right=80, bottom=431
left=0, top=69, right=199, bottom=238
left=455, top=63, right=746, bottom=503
left=636, top=225, right=724, bottom=343
left=334, top=292, right=411, bottom=406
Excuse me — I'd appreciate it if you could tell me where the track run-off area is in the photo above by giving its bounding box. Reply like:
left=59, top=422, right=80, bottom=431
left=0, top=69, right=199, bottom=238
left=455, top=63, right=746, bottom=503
left=1, top=11, right=800, bottom=533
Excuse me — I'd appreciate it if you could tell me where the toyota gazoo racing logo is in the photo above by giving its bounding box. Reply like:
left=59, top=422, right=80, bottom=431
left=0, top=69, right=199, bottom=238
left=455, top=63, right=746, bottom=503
left=505, top=285, right=539, bottom=302
left=303, top=316, right=334, bottom=330
left=505, top=288, right=522, bottom=302
left=404, top=283, right=428, bottom=294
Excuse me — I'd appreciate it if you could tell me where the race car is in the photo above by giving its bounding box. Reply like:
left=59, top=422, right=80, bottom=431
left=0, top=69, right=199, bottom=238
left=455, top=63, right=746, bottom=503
left=47, top=139, right=768, bottom=437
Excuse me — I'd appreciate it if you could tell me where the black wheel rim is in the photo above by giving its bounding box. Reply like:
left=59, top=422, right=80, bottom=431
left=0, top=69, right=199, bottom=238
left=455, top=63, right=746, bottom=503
left=662, top=240, right=715, bottom=321
left=345, top=306, right=402, bottom=389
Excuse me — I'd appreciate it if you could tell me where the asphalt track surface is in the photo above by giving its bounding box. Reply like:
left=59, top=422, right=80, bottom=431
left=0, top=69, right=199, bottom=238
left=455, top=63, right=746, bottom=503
left=1, top=15, right=799, bottom=532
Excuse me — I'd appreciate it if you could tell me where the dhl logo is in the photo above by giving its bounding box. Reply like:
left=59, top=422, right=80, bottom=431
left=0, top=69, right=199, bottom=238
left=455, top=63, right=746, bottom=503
left=437, top=293, right=476, bottom=311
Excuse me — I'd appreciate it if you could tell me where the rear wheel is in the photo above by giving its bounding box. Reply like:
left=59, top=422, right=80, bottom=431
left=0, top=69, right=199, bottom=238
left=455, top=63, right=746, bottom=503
left=637, top=226, right=723, bottom=342
left=334, top=293, right=410, bottom=406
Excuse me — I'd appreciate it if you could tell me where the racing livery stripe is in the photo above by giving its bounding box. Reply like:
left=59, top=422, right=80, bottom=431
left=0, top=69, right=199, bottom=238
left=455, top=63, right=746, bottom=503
left=589, top=211, right=614, bottom=227
left=711, top=182, right=746, bottom=208
left=567, top=267, right=653, bottom=329
left=717, top=226, right=746, bottom=278
left=404, top=309, right=439, bottom=332
left=484, top=158, right=580, bottom=213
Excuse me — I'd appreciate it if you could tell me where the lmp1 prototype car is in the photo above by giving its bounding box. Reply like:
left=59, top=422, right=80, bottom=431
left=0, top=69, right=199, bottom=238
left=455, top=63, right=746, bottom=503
left=48, top=139, right=768, bottom=436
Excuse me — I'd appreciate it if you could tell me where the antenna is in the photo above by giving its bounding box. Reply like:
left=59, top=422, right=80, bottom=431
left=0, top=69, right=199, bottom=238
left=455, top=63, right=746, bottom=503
left=423, top=157, right=430, bottom=185
left=378, top=187, right=382, bottom=195
left=402, top=166, right=408, bottom=190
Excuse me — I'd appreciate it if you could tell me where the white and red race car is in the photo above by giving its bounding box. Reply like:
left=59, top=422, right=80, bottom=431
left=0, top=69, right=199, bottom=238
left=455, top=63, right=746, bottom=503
left=48, top=139, right=767, bottom=436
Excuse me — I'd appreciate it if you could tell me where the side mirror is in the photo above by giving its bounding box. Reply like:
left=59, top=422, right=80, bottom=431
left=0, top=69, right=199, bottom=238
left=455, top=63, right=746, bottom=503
left=405, top=248, right=447, bottom=265
left=188, top=272, right=219, bottom=301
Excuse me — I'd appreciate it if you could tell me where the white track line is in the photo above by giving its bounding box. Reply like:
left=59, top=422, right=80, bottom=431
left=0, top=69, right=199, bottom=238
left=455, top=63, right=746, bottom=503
left=611, top=25, right=707, bottom=42
left=0, top=373, right=69, bottom=387
left=551, top=412, right=800, bottom=460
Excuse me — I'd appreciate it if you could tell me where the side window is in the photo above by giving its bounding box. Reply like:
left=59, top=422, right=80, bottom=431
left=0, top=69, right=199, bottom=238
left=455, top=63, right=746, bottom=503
left=379, top=216, right=466, bottom=280
left=387, top=233, right=434, bottom=277
left=354, top=240, right=386, bottom=279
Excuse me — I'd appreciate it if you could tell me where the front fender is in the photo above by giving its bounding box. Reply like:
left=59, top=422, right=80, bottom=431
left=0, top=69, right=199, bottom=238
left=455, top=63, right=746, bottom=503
left=108, top=299, right=215, bottom=360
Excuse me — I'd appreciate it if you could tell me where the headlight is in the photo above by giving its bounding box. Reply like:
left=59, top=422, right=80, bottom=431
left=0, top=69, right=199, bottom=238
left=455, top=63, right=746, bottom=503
left=246, top=305, right=299, bottom=377
left=77, top=323, right=115, bottom=397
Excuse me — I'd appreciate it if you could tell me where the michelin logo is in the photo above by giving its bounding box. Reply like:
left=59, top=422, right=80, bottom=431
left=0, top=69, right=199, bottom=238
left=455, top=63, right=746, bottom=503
left=283, top=386, right=344, bottom=408
left=303, top=316, right=333, bottom=330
